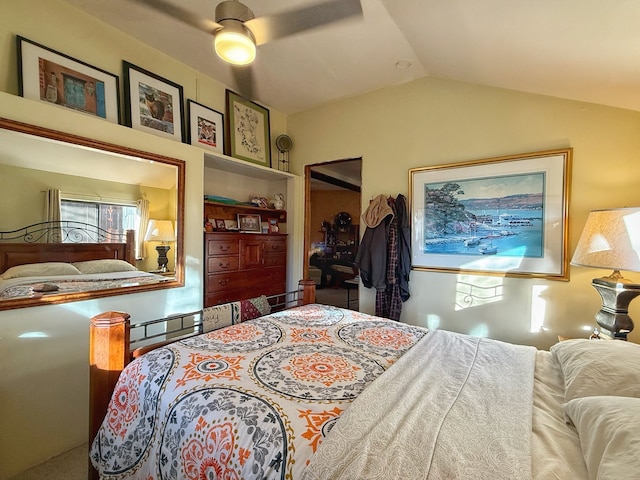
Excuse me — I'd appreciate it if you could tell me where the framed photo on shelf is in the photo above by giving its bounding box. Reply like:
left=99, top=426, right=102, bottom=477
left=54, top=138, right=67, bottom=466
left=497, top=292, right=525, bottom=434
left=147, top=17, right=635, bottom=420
left=409, top=148, right=572, bottom=280
left=224, top=219, right=239, bottom=230
left=215, top=219, right=226, bottom=231
left=268, top=218, right=279, bottom=233
left=187, top=99, right=224, bottom=154
left=225, top=89, right=271, bottom=167
left=123, top=61, right=185, bottom=142
left=17, top=36, right=120, bottom=123
left=237, top=213, right=262, bottom=233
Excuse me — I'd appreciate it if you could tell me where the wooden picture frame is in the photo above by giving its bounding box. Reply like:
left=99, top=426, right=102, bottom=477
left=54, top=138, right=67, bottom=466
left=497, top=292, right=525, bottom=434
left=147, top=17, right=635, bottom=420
left=123, top=61, right=185, bottom=142
left=409, top=148, right=572, bottom=280
left=237, top=213, right=262, bottom=233
left=215, top=219, right=226, bottom=231
left=17, top=36, right=120, bottom=123
left=225, top=90, right=271, bottom=167
left=187, top=99, right=224, bottom=154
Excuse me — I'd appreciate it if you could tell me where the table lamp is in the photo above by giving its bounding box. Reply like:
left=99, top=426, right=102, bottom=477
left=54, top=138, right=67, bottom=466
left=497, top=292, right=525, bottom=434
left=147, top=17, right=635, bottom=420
left=144, top=219, right=176, bottom=272
left=571, top=207, right=640, bottom=339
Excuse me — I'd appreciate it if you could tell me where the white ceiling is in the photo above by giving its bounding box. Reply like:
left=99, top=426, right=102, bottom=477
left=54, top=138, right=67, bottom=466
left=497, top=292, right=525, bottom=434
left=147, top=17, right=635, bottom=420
left=62, top=0, right=640, bottom=115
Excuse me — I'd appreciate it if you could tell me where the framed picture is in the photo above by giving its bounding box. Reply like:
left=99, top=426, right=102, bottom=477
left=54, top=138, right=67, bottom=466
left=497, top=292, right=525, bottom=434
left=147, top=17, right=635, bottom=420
left=17, top=36, right=120, bottom=123
left=123, top=61, right=185, bottom=142
left=187, top=100, right=224, bottom=154
left=224, top=219, right=239, bottom=230
left=409, top=148, right=572, bottom=280
left=268, top=218, right=279, bottom=233
left=225, top=90, right=271, bottom=167
left=237, top=213, right=262, bottom=233
left=215, top=219, right=226, bottom=231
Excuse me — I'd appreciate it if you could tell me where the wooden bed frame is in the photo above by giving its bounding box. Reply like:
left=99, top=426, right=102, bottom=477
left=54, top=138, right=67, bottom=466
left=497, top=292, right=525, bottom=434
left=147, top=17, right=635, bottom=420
left=88, top=279, right=316, bottom=480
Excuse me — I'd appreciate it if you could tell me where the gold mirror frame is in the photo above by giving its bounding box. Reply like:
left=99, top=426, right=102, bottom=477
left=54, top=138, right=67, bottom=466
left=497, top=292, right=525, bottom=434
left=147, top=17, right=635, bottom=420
left=0, top=117, right=185, bottom=310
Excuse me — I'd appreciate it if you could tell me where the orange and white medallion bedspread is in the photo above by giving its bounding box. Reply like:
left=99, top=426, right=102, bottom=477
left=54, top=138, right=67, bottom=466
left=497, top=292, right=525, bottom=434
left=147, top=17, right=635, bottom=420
left=90, top=304, right=427, bottom=480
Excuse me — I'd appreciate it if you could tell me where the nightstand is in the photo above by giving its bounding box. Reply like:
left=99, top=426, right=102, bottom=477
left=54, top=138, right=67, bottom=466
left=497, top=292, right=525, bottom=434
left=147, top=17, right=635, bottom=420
left=149, top=270, right=175, bottom=277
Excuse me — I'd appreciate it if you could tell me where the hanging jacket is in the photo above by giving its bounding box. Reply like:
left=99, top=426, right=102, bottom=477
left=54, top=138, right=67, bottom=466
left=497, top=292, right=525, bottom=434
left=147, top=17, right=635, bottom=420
left=355, top=194, right=394, bottom=290
left=395, top=194, right=411, bottom=301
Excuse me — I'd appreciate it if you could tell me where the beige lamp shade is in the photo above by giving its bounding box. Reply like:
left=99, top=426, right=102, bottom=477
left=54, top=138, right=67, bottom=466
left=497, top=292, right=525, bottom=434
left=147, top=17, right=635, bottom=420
left=144, top=219, right=176, bottom=243
left=571, top=208, right=640, bottom=275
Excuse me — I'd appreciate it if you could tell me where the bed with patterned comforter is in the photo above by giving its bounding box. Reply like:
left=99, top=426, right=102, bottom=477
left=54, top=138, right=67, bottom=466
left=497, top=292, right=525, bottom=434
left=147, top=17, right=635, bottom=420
left=90, top=304, right=427, bottom=479
left=92, top=302, right=617, bottom=480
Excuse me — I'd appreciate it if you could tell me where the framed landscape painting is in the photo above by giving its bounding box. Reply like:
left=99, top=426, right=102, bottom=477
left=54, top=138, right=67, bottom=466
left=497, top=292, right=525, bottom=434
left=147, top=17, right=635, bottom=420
left=17, top=36, right=120, bottom=123
left=409, top=149, right=572, bottom=280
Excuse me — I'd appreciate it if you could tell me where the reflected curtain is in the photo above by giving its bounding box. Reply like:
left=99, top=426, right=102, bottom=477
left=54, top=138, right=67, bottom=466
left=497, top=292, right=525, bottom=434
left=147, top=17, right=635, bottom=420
left=43, top=188, right=61, bottom=242
left=136, top=198, right=150, bottom=259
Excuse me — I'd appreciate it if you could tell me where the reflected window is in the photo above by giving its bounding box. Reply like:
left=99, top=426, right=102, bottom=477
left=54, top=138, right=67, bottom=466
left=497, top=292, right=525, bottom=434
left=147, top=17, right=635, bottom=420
left=61, top=199, right=137, bottom=242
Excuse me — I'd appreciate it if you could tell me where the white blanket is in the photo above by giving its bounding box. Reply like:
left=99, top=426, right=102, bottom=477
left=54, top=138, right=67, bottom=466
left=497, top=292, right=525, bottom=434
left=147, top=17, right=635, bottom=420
left=302, top=329, right=537, bottom=480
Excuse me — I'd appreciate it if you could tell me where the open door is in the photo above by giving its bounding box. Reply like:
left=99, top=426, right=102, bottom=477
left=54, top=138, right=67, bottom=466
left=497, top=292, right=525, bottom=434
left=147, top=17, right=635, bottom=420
left=304, top=158, right=362, bottom=308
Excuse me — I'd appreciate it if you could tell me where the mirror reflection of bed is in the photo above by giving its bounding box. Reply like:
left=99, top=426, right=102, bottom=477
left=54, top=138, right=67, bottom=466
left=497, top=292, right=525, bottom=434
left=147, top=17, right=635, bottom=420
left=0, top=118, right=185, bottom=310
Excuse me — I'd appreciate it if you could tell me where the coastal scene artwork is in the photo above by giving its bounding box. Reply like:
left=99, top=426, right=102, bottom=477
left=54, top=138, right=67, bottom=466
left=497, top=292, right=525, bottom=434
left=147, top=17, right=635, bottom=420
left=410, top=149, right=571, bottom=280
left=423, top=172, right=545, bottom=257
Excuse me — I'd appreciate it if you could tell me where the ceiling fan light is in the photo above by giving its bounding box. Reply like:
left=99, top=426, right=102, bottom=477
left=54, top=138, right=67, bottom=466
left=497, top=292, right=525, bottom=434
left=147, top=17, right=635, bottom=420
left=215, top=30, right=256, bottom=66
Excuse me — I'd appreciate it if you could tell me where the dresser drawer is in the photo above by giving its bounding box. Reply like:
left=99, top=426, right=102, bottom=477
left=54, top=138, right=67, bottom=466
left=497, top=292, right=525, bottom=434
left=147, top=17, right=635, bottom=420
left=207, top=255, right=239, bottom=273
left=264, top=252, right=286, bottom=267
left=205, top=281, right=286, bottom=307
left=263, top=238, right=287, bottom=253
left=206, top=267, right=285, bottom=294
left=207, top=238, right=239, bottom=256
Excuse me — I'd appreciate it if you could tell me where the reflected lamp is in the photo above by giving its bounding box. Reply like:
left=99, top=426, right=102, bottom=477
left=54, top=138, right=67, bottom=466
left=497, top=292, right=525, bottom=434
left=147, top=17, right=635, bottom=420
left=571, top=208, right=640, bottom=340
left=144, top=219, right=176, bottom=272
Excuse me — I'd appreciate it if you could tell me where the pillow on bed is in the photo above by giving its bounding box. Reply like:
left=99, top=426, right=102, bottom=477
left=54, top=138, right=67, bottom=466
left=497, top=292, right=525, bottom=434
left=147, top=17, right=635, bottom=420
left=239, top=295, right=271, bottom=322
left=72, top=259, right=138, bottom=274
left=0, top=262, right=81, bottom=279
left=564, top=396, right=640, bottom=480
left=551, top=339, right=640, bottom=402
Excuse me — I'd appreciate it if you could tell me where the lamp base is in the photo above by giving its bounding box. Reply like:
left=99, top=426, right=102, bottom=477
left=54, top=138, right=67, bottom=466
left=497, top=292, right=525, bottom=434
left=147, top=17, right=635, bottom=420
left=155, top=244, right=171, bottom=273
left=591, top=277, right=640, bottom=340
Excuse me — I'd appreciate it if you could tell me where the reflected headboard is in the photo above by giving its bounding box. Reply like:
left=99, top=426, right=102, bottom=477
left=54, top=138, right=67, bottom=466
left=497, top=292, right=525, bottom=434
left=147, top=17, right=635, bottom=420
left=0, top=221, right=136, bottom=274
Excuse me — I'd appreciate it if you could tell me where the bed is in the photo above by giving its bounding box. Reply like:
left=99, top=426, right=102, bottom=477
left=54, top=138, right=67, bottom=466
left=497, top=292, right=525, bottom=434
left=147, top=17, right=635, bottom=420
left=0, top=221, right=169, bottom=308
left=88, top=284, right=640, bottom=480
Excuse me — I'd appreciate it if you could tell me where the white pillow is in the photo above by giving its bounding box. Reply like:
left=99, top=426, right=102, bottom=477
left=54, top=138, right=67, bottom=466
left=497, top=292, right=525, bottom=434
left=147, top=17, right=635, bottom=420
left=550, top=339, right=640, bottom=401
left=72, top=259, right=138, bottom=274
left=564, top=396, right=640, bottom=480
left=0, top=262, right=81, bottom=279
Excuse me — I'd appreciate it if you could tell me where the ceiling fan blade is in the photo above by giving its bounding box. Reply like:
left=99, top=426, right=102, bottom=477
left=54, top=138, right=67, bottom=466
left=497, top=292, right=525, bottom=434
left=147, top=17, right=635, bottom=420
left=130, top=0, right=220, bottom=34
left=232, top=66, right=255, bottom=100
left=245, top=0, right=363, bottom=46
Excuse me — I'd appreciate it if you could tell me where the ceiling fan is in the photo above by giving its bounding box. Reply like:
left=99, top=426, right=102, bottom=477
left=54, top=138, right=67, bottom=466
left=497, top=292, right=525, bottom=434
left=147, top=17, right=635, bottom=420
left=131, top=0, right=363, bottom=98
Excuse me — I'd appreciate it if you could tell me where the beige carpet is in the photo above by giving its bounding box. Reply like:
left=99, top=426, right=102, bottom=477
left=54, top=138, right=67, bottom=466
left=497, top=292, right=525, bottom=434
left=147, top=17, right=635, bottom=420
left=8, top=444, right=87, bottom=480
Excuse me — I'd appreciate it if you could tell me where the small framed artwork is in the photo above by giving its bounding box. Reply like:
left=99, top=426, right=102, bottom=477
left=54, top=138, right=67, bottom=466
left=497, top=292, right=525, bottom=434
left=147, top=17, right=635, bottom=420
left=17, top=36, right=120, bottom=123
left=224, top=219, right=239, bottom=230
left=268, top=218, right=279, bottom=233
left=225, top=90, right=271, bottom=167
left=237, top=213, right=262, bottom=233
left=123, top=61, right=185, bottom=142
left=215, top=219, right=226, bottom=231
left=409, top=148, right=572, bottom=280
left=187, top=99, right=224, bottom=154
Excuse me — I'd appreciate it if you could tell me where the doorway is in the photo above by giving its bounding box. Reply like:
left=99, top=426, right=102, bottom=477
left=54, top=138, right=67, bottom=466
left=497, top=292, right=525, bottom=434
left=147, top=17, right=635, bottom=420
left=304, top=158, right=362, bottom=309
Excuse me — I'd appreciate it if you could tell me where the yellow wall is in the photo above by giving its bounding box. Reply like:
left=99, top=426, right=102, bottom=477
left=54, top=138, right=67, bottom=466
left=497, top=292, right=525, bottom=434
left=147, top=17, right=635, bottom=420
left=288, top=77, right=640, bottom=348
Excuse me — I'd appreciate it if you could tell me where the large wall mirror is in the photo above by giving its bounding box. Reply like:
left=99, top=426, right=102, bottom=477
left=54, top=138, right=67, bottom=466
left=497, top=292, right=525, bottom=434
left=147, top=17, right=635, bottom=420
left=0, top=117, right=185, bottom=310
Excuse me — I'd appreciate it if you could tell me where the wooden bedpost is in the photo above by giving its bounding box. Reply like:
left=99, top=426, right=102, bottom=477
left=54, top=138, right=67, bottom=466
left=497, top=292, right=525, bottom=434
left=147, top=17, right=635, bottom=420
left=298, top=279, right=316, bottom=305
left=88, top=311, right=131, bottom=480
left=124, top=229, right=136, bottom=265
